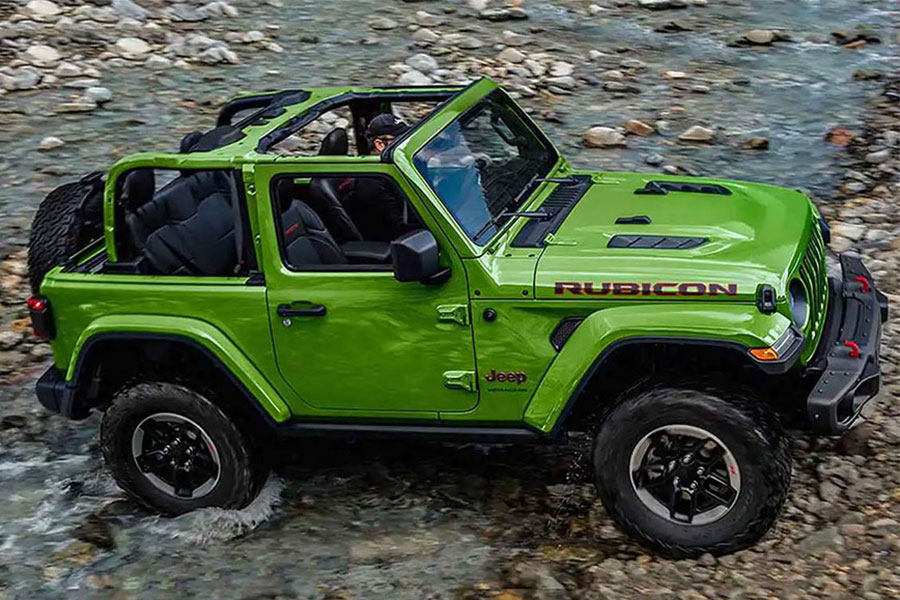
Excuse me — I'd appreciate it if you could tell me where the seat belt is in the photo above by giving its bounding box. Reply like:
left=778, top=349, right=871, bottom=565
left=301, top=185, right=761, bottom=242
left=229, top=172, right=245, bottom=275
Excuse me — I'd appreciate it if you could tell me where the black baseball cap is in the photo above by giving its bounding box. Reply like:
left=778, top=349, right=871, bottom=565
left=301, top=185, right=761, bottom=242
left=366, top=113, right=409, bottom=139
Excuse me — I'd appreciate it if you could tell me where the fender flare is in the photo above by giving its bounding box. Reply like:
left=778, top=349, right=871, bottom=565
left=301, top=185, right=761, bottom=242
left=66, top=314, right=292, bottom=422
left=523, top=303, right=794, bottom=434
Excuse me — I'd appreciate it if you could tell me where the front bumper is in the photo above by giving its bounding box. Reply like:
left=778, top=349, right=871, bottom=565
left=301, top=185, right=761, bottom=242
left=807, top=254, right=888, bottom=434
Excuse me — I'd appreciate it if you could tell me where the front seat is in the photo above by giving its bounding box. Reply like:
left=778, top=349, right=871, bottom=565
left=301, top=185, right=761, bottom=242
left=281, top=200, right=347, bottom=267
left=319, top=127, right=348, bottom=156
left=308, top=127, right=364, bottom=243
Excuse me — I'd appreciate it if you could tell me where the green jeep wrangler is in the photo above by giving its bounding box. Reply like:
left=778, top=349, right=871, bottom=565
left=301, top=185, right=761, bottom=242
left=27, top=78, right=887, bottom=557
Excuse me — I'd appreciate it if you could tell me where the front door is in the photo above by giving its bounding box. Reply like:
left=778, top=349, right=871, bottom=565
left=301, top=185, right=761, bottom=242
left=257, top=165, right=477, bottom=416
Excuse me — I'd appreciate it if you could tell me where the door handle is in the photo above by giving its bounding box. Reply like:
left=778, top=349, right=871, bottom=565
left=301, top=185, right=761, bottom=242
left=277, top=303, right=326, bottom=317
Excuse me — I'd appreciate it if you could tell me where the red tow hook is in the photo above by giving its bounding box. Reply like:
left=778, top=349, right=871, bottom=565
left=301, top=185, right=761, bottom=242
left=855, top=275, right=870, bottom=292
left=843, top=340, right=860, bottom=359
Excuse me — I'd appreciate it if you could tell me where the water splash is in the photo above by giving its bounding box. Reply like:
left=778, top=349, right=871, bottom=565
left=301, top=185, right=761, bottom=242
left=146, top=476, right=285, bottom=544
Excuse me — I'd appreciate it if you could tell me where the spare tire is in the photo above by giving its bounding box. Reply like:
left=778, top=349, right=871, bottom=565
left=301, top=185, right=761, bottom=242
left=27, top=172, right=105, bottom=293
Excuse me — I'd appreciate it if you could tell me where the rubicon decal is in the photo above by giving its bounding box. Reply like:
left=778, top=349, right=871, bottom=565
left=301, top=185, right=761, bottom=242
left=554, top=281, right=738, bottom=297
left=485, top=369, right=527, bottom=384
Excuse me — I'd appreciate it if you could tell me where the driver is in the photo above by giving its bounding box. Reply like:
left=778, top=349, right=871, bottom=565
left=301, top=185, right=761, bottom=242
left=345, top=114, right=418, bottom=241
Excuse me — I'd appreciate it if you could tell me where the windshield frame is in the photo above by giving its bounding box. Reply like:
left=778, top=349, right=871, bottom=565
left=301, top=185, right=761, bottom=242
left=409, top=88, right=560, bottom=247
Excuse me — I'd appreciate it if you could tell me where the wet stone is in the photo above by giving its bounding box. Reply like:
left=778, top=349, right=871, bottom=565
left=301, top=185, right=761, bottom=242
left=72, top=515, right=116, bottom=551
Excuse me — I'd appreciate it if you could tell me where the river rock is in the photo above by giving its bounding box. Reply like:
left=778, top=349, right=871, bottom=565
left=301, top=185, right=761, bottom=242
left=73, top=515, right=116, bottom=551
left=200, top=1, right=239, bottom=18
left=525, top=59, right=546, bottom=77
left=406, top=53, right=438, bottom=73
left=502, top=30, right=528, bottom=47
left=415, top=10, right=442, bottom=27
left=865, top=149, right=890, bottom=164
left=197, top=46, right=238, bottom=64
left=145, top=54, right=172, bottom=69
left=170, top=4, right=207, bottom=22
left=397, top=70, right=432, bottom=86
left=58, top=100, right=98, bottom=112
left=584, top=126, right=626, bottom=148
left=369, top=16, right=398, bottom=30
left=853, top=69, right=883, bottom=81
left=550, top=61, right=574, bottom=77
left=497, top=47, right=526, bottom=64
left=746, top=29, right=775, bottom=45
left=479, top=7, right=528, bottom=22
left=546, top=75, right=576, bottom=90
left=678, top=125, right=715, bottom=142
left=744, top=137, right=769, bottom=150
left=115, top=37, right=151, bottom=57
left=624, top=120, right=655, bottom=136
left=39, top=136, right=65, bottom=150
left=638, top=0, right=688, bottom=9
left=53, top=62, right=82, bottom=78
left=412, top=28, right=440, bottom=43
left=0, top=331, right=21, bottom=350
left=84, top=86, right=112, bottom=104
left=798, top=526, right=844, bottom=557
left=455, top=35, right=483, bottom=49
left=111, top=0, right=148, bottom=21
left=24, top=44, right=61, bottom=66
left=25, top=0, right=61, bottom=19
left=1, top=68, right=41, bottom=90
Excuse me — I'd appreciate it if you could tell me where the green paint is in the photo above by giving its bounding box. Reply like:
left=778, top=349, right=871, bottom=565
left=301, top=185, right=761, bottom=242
left=41, top=78, right=830, bottom=432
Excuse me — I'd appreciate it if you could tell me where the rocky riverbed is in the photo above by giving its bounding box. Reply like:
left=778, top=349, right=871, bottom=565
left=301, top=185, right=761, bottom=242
left=1, top=0, right=899, bottom=598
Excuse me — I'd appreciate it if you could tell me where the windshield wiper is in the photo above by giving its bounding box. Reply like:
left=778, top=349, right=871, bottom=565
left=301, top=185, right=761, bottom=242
left=472, top=175, right=580, bottom=243
left=473, top=210, right=552, bottom=243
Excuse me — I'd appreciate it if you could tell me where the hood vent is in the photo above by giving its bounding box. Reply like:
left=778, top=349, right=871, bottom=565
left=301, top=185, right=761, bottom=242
left=635, top=181, right=732, bottom=196
left=608, top=235, right=708, bottom=249
left=511, top=175, right=592, bottom=247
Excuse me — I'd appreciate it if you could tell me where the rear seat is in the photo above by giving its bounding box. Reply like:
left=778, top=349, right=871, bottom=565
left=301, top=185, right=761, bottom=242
left=122, top=169, right=238, bottom=276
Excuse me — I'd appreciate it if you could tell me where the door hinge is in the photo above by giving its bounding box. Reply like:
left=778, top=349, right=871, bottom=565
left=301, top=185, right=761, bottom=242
left=543, top=232, right=577, bottom=246
left=443, top=370, right=476, bottom=392
left=437, top=304, right=470, bottom=326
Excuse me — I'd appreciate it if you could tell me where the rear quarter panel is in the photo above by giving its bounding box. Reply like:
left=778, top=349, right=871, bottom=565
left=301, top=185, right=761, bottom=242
left=41, top=271, right=293, bottom=421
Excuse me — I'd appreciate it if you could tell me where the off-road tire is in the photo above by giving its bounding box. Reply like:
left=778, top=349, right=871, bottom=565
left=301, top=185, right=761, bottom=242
left=593, top=384, right=791, bottom=557
left=101, top=382, right=268, bottom=515
left=27, top=177, right=103, bottom=293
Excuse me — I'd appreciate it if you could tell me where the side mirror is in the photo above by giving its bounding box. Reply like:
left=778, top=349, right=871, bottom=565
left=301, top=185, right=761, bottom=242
left=391, top=230, right=450, bottom=285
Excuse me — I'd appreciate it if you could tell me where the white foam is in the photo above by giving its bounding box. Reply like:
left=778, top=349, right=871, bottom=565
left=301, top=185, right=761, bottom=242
left=147, top=475, right=285, bottom=544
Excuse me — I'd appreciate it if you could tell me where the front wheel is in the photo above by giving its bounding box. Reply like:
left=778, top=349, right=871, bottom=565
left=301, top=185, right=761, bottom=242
left=593, top=385, right=791, bottom=557
left=101, top=382, right=268, bottom=515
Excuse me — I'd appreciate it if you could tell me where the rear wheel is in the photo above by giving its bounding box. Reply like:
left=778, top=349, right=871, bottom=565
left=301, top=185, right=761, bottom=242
left=593, top=385, right=791, bottom=557
left=101, top=382, right=268, bottom=515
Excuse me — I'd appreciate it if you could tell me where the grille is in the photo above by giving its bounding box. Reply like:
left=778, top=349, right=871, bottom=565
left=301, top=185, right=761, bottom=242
left=797, top=222, right=828, bottom=353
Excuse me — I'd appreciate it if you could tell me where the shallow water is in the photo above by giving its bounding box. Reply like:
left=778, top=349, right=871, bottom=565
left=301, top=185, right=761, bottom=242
left=0, top=0, right=898, bottom=597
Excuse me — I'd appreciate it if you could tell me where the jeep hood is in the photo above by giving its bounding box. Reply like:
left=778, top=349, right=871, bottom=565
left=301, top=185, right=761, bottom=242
left=534, top=173, right=815, bottom=301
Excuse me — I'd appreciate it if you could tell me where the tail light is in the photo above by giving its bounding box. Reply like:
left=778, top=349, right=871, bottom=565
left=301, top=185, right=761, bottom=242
left=27, top=296, right=55, bottom=340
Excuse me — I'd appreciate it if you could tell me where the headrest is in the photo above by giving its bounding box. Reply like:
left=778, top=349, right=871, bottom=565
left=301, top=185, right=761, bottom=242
left=180, top=131, right=204, bottom=153
left=319, top=128, right=348, bottom=156
left=122, top=168, right=155, bottom=210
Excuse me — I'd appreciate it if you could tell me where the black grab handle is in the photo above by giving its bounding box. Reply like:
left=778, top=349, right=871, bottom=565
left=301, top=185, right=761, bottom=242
left=277, top=303, right=327, bottom=318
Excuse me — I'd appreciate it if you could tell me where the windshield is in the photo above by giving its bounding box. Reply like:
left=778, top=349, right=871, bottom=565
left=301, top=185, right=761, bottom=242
left=412, top=91, right=557, bottom=244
